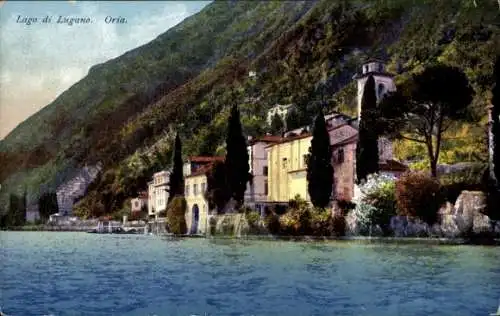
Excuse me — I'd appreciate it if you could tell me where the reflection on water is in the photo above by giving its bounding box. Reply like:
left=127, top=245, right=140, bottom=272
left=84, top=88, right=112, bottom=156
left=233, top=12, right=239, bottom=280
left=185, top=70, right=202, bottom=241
left=1, top=232, right=499, bottom=316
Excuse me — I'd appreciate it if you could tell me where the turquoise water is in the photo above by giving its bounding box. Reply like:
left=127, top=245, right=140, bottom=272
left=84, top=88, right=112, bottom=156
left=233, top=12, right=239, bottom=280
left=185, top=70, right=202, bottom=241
left=1, top=232, right=499, bottom=316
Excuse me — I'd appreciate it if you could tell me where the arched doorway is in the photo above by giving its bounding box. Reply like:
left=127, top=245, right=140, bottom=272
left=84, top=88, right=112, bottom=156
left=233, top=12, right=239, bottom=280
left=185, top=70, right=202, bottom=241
left=190, top=204, right=199, bottom=234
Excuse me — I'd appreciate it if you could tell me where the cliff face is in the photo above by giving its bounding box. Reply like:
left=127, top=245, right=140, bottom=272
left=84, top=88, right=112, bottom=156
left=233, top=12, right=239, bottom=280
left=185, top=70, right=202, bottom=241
left=1, top=0, right=499, bottom=216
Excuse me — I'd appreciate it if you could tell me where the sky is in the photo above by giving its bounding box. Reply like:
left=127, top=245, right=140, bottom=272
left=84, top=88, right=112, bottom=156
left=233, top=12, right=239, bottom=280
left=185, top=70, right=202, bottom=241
left=0, top=0, right=211, bottom=140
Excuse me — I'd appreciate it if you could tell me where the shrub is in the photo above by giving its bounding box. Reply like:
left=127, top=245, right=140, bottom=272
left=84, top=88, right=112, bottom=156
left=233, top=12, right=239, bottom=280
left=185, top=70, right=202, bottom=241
left=245, top=209, right=261, bottom=229
left=363, top=181, right=397, bottom=235
left=349, top=202, right=378, bottom=235
left=395, top=172, right=445, bottom=225
left=310, top=207, right=335, bottom=236
left=352, top=173, right=398, bottom=235
left=166, top=196, right=188, bottom=235
left=279, top=206, right=311, bottom=235
left=263, top=211, right=280, bottom=234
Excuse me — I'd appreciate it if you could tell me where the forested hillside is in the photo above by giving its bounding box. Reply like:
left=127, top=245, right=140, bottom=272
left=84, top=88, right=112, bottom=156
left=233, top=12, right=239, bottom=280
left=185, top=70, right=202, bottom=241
left=1, top=0, right=498, bottom=218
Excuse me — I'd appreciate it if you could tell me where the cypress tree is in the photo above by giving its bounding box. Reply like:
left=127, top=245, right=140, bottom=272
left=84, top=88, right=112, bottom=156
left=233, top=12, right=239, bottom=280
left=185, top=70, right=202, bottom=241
left=356, top=75, right=379, bottom=183
left=492, top=56, right=500, bottom=185
left=225, top=104, right=250, bottom=207
left=269, top=113, right=285, bottom=135
left=307, top=108, right=334, bottom=208
left=168, top=133, right=184, bottom=204
left=285, top=109, right=301, bottom=131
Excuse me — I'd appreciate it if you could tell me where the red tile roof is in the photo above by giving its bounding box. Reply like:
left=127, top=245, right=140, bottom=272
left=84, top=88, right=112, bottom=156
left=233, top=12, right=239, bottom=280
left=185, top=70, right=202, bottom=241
left=249, top=135, right=283, bottom=145
left=265, top=123, right=352, bottom=148
left=188, top=156, right=225, bottom=163
left=186, top=162, right=217, bottom=178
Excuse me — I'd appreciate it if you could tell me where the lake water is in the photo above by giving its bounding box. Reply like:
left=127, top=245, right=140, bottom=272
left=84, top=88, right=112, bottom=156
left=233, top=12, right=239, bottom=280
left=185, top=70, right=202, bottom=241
left=1, top=232, right=499, bottom=316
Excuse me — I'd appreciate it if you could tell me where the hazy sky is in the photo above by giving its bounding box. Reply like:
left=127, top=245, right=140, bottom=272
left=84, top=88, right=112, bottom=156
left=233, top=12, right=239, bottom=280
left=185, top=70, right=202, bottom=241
left=0, top=0, right=210, bottom=140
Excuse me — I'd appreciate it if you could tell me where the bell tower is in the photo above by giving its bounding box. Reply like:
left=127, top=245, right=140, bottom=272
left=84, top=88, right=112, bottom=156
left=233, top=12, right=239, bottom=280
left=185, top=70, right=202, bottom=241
left=352, top=59, right=396, bottom=121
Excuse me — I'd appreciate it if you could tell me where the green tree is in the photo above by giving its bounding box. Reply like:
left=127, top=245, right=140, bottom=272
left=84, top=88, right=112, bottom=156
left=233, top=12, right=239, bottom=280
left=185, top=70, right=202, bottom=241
left=285, top=108, right=301, bottom=131
left=356, top=75, right=379, bottom=183
left=307, top=108, right=333, bottom=208
left=269, top=113, right=285, bottom=135
left=379, top=64, right=474, bottom=177
left=204, top=161, right=230, bottom=213
left=38, top=192, right=59, bottom=220
left=225, top=104, right=250, bottom=207
left=168, top=133, right=184, bottom=204
left=7, top=193, right=25, bottom=227
left=166, top=196, right=187, bottom=235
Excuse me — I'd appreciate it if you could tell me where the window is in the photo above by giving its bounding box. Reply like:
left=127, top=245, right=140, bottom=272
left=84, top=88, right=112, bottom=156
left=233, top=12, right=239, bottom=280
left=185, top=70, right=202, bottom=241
left=185, top=185, right=190, bottom=196
left=282, top=158, right=288, bottom=169
left=363, top=65, right=368, bottom=73
left=263, top=166, right=268, bottom=176
left=337, top=148, right=345, bottom=164
left=194, top=184, right=198, bottom=196
left=379, top=63, right=383, bottom=72
left=303, top=154, right=310, bottom=167
left=378, top=83, right=385, bottom=98
left=264, top=180, right=268, bottom=195
left=201, top=183, right=206, bottom=194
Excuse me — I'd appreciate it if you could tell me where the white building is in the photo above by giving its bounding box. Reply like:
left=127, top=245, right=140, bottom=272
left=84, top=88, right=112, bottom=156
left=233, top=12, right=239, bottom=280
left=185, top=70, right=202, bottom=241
left=147, top=170, right=170, bottom=218
left=353, top=59, right=397, bottom=121
left=245, top=136, right=282, bottom=214
left=266, top=103, right=294, bottom=125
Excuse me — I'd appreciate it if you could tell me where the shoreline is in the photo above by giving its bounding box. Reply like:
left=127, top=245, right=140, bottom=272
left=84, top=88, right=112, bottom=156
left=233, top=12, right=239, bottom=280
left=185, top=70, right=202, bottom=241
left=2, top=227, right=499, bottom=245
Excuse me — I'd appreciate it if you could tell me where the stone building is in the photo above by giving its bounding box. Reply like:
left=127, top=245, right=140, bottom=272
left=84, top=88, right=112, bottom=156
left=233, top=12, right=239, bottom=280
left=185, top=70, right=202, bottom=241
left=55, top=164, right=101, bottom=216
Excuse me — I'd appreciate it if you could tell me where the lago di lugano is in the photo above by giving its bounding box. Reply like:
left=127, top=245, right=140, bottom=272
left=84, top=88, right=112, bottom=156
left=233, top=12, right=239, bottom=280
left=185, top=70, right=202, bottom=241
left=2, top=0, right=500, bottom=315
left=1, top=232, right=500, bottom=316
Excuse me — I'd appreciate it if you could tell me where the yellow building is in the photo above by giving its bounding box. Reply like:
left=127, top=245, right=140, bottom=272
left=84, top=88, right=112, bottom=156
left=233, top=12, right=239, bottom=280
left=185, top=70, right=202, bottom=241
left=183, top=156, right=223, bottom=234
left=266, top=123, right=359, bottom=203
left=184, top=171, right=209, bottom=235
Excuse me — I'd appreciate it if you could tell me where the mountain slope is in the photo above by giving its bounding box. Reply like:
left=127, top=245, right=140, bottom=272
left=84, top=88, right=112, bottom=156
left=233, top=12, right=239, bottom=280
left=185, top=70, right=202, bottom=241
left=0, top=0, right=498, bottom=218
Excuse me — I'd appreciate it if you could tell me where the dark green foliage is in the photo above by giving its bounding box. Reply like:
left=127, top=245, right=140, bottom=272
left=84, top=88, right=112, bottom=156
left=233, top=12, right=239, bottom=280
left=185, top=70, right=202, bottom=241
left=225, top=104, right=250, bottom=206
left=285, top=109, right=301, bottom=131
left=166, top=196, right=187, bottom=235
left=395, top=172, right=445, bottom=225
left=269, top=113, right=285, bottom=135
left=205, top=161, right=230, bottom=213
left=356, top=75, right=379, bottom=183
left=38, top=192, right=59, bottom=220
left=168, top=133, right=184, bottom=203
left=380, top=64, right=474, bottom=177
left=492, top=55, right=500, bottom=186
left=1, top=194, right=26, bottom=227
left=307, top=108, right=333, bottom=208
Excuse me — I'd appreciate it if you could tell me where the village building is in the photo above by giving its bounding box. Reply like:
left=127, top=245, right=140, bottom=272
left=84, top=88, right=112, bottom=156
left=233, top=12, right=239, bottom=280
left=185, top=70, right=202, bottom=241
left=266, top=122, right=407, bottom=204
left=130, top=191, right=148, bottom=219
left=245, top=135, right=282, bottom=214
left=265, top=59, right=407, bottom=204
left=183, top=156, right=224, bottom=234
left=352, top=58, right=397, bottom=121
left=147, top=170, right=170, bottom=219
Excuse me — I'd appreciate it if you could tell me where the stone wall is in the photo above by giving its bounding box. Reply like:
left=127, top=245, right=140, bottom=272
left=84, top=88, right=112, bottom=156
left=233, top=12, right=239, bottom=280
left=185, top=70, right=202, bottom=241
left=346, top=191, right=500, bottom=238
